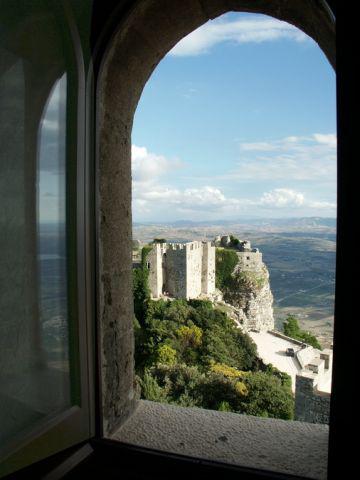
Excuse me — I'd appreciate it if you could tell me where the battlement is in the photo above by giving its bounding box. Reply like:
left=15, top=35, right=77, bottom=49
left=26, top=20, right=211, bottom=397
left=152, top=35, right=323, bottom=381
left=147, top=241, right=215, bottom=300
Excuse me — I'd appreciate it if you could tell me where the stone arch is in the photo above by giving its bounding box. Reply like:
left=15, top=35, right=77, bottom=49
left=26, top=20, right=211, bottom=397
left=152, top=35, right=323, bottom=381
left=97, top=0, right=335, bottom=434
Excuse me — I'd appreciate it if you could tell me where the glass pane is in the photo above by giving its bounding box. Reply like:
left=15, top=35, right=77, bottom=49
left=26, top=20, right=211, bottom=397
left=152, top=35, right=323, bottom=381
left=38, top=74, right=71, bottom=403
left=0, top=3, right=71, bottom=450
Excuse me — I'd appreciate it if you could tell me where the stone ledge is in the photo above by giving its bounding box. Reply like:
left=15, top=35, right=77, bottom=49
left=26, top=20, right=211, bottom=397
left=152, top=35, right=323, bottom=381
left=110, top=400, right=328, bottom=479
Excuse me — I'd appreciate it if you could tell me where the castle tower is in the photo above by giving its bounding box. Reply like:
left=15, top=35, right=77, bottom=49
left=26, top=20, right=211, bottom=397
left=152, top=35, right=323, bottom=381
left=147, top=243, right=164, bottom=298
left=165, top=244, right=187, bottom=298
left=146, top=241, right=216, bottom=300
left=201, top=242, right=215, bottom=295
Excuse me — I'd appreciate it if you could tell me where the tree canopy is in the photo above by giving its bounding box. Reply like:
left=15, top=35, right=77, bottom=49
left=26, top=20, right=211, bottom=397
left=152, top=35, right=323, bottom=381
left=283, top=315, right=322, bottom=350
left=134, top=296, right=294, bottom=419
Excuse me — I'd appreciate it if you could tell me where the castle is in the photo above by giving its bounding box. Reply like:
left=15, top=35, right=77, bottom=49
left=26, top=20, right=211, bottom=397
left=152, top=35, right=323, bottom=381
left=215, top=235, right=263, bottom=272
left=147, top=241, right=215, bottom=300
left=146, top=236, right=264, bottom=301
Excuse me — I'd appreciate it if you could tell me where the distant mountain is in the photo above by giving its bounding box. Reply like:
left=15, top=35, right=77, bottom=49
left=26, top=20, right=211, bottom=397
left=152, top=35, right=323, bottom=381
left=242, top=217, right=336, bottom=228
left=133, top=217, right=336, bottom=229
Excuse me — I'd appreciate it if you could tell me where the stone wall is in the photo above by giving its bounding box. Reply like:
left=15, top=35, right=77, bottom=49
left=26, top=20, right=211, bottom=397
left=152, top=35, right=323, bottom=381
left=236, top=251, right=263, bottom=271
left=186, top=242, right=202, bottom=298
left=166, top=245, right=187, bottom=298
left=295, top=374, right=331, bottom=425
left=147, top=241, right=215, bottom=300
left=148, top=244, right=165, bottom=298
left=202, top=242, right=215, bottom=295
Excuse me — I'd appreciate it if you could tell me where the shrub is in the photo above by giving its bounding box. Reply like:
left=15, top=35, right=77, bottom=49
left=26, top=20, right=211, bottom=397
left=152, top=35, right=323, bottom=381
left=210, top=362, right=245, bottom=379
left=133, top=292, right=295, bottom=420
left=176, top=325, right=203, bottom=348
left=156, top=344, right=177, bottom=365
left=139, top=371, right=167, bottom=402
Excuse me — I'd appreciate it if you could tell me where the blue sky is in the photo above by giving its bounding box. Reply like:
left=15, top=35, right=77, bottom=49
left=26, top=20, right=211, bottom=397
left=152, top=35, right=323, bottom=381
left=132, top=12, right=336, bottom=222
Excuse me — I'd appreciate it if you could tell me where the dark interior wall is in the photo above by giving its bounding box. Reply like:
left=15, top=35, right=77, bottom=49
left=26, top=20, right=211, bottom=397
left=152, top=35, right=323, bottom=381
left=86, top=0, right=336, bottom=70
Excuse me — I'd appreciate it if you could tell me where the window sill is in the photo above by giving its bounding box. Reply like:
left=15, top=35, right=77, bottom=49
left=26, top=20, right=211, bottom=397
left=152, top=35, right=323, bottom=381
left=110, top=400, right=328, bottom=479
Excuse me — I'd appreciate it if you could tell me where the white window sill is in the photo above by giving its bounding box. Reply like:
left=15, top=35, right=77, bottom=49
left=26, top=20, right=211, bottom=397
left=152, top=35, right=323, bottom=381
left=110, top=400, right=328, bottom=479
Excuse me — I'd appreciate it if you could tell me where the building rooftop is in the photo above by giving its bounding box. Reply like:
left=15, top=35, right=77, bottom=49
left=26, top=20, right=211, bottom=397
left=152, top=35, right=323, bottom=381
left=248, top=331, right=332, bottom=394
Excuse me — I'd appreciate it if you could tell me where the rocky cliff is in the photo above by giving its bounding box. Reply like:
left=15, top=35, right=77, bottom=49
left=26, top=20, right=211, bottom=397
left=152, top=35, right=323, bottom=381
left=222, top=255, right=274, bottom=332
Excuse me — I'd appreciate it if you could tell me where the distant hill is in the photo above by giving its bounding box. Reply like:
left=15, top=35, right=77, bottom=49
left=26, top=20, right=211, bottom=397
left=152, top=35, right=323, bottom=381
left=133, top=217, right=336, bottom=229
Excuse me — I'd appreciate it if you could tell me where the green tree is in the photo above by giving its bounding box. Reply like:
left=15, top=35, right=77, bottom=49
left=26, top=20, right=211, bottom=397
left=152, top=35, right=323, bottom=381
left=283, top=315, right=322, bottom=350
left=240, top=371, right=294, bottom=420
left=283, top=315, right=301, bottom=337
left=141, top=245, right=153, bottom=266
left=215, top=248, right=238, bottom=290
left=133, top=267, right=150, bottom=325
left=134, top=296, right=295, bottom=420
left=139, top=371, right=167, bottom=402
left=140, top=363, right=294, bottom=419
left=230, top=235, right=240, bottom=247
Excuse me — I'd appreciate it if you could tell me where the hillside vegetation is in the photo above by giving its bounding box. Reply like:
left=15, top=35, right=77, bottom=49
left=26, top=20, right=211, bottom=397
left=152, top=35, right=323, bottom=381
left=133, top=257, right=294, bottom=419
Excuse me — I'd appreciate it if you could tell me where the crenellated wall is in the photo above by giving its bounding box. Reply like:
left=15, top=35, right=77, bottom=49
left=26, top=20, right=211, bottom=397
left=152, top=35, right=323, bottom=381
left=147, top=241, right=215, bottom=300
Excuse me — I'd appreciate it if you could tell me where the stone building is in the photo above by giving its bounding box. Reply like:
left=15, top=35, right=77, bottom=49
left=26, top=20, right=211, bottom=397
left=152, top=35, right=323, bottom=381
left=147, top=241, right=215, bottom=300
left=294, top=348, right=333, bottom=424
left=236, top=240, right=263, bottom=271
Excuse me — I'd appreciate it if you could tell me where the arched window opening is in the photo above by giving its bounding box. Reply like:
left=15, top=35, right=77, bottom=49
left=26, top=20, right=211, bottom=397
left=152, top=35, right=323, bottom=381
left=131, top=10, right=336, bottom=428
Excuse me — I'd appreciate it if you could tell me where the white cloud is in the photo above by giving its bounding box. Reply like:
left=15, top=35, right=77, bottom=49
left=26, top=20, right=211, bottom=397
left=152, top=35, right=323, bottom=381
left=131, top=144, right=336, bottom=221
left=259, top=188, right=304, bottom=208
left=132, top=145, right=183, bottom=185
left=135, top=185, right=235, bottom=209
left=230, top=134, right=337, bottom=182
left=312, top=133, right=337, bottom=148
left=255, top=188, right=335, bottom=211
left=170, top=15, right=308, bottom=57
left=307, top=199, right=336, bottom=209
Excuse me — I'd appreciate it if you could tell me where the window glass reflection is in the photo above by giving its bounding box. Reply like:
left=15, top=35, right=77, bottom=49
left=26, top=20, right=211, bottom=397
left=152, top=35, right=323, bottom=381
left=38, top=74, right=70, bottom=382
left=0, top=55, right=71, bottom=449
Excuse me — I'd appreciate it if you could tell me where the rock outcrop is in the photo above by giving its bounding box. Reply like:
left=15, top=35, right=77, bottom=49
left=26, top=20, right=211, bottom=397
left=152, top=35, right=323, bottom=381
left=223, top=252, right=274, bottom=332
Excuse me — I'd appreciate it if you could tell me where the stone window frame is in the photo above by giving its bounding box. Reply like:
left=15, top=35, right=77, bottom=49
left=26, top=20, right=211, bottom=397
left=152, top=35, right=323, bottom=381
left=96, top=0, right=335, bottom=467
